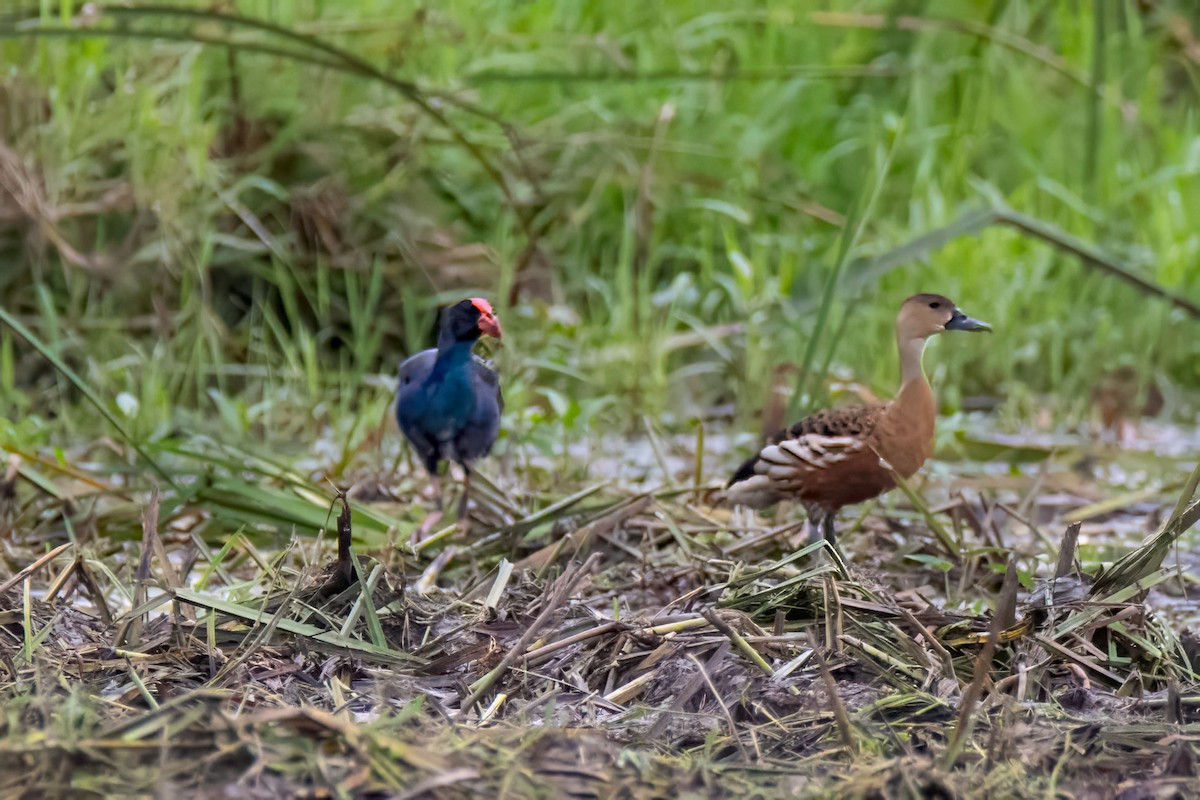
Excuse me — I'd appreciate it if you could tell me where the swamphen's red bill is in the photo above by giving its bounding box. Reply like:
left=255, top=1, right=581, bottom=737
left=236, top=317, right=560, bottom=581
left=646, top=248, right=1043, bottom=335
left=470, top=297, right=503, bottom=340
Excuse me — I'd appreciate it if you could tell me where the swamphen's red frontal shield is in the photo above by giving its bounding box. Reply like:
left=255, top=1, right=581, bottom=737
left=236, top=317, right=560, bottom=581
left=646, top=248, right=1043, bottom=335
left=397, top=298, right=503, bottom=529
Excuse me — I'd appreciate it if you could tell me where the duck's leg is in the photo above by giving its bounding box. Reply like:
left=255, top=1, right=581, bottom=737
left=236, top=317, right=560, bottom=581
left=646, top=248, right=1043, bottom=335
left=803, top=503, right=825, bottom=545
left=820, top=513, right=837, bottom=546
left=818, top=511, right=851, bottom=572
left=800, top=506, right=849, bottom=570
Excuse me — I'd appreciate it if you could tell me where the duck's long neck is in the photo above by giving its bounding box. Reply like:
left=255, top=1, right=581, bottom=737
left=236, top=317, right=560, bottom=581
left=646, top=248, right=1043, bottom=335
left=897, top=336, right=927, bottom=389
left=884, top=334, right=937, bottom=474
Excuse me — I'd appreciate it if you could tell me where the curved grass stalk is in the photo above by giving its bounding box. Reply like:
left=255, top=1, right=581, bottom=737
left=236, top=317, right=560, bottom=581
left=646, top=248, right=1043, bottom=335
left=0, top=306, right=176, bottom=488
left=0, top=5, right=536, bottom=235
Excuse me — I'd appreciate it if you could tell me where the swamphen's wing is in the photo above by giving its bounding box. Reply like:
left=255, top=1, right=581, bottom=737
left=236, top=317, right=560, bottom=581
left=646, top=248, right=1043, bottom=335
left=454, top=357, right=502, bottom=462
left=396, top=349, right=441, bottom=473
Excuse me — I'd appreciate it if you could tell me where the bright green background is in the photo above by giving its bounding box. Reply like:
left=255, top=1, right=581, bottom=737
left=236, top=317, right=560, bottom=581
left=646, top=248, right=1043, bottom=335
left=2, top=1, right=1197, bottom=458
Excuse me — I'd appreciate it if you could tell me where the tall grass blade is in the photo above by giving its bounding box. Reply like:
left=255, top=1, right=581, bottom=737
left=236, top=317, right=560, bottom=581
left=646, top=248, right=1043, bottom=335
left=0, top=307, right=175, bottom=487
left=1089, top=462, right=1200, bottom=598
left=786, top=129, right=903, bottom=420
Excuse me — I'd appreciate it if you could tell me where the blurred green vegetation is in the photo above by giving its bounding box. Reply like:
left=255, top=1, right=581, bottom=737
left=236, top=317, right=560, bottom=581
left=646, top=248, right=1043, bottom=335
left=1, top=1, right=1198, bottom=461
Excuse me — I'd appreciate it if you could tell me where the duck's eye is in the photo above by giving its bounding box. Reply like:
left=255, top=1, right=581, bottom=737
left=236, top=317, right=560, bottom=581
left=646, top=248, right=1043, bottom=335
left=928, top=301, right=941, bottom=309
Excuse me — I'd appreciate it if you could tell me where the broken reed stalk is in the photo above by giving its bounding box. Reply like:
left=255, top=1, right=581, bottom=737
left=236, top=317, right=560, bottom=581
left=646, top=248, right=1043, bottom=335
left=688, top=651, right=754, bottom=761
left=0, top=541, right=72, bottom=595
left=460, top=553, right=601, bottom=716
left=700, top=609, right=770, bottom=675
left=700, top=607, right=802, bottom=696
left=896, top=604, right=954, bottom=676
left=807, top=628, right=857, bottom=755
left=336, top=491, right=354, bottom=588
left=839, top=634, right=925, bottom=682
left=1055, top=521, right=1082, bottom=580
left=523, top=621, right=621, bottom=667
left=117, top=487, right=165, bottom=647
left=649, top=642, right=730, bottom=739
left=941, top=559, right=1019, bottom=767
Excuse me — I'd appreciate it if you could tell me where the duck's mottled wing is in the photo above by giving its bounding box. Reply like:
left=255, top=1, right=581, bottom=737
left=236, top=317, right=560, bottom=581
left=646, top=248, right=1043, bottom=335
left=773, top=404, right=884, bottom=443
left=754, top=433, right=866, bottom=481
left=726, top=404, right=886, bottom=505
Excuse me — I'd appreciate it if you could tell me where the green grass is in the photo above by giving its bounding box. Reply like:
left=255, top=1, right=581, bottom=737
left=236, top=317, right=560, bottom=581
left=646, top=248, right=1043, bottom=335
left=0, top=1, right=1197, bottom=460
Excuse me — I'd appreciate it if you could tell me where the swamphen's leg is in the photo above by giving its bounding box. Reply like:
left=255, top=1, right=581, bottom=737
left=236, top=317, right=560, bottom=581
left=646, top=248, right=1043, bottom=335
left=456, top=464, right=472, bottom=534
left=413, top=467, right=445, bottom=544
left=431, top=474, right=444, bottom=511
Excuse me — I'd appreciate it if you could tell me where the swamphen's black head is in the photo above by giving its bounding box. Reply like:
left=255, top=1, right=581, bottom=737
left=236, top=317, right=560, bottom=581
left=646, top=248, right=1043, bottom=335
left=441, top=297, right=503, bottom=344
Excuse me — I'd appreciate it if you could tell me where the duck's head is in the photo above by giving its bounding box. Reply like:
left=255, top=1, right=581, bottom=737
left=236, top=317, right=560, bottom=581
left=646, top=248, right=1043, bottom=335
left=443, top=297, right=503, bottom=342
left=897, top=293, right=991, bottom=341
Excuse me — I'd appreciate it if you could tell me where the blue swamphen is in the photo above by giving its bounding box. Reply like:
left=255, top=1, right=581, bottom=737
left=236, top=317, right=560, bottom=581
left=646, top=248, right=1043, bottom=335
left=397, top=297, right=503, bottom=529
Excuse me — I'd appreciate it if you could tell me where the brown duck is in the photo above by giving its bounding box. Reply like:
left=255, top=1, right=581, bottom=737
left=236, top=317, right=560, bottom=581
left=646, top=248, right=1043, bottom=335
left=725, top=293, right=990, bottom=545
